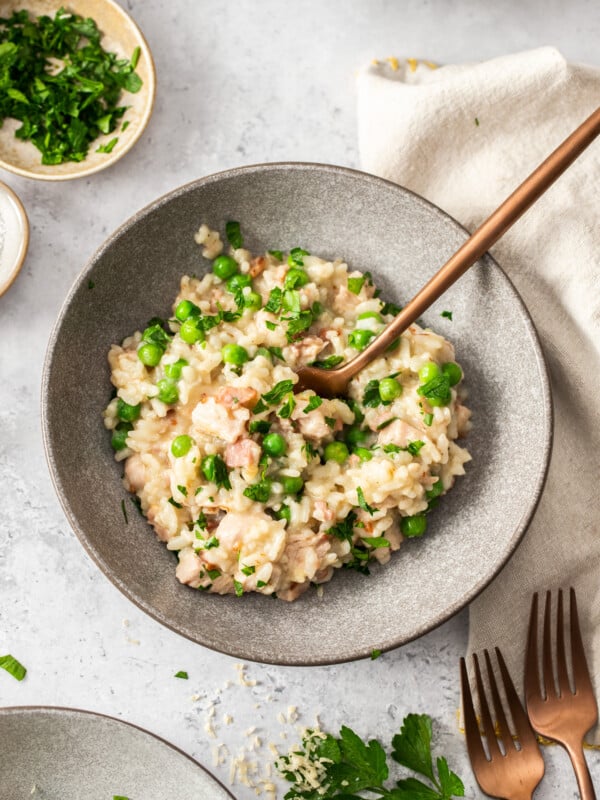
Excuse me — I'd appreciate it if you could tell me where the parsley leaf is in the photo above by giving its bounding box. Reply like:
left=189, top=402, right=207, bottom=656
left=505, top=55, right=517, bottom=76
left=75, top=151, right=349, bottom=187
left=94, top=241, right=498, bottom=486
left=347, top=276, right=365, bottom=294
left=264, top=287, right=283, bottom=313
left=278, top=393, right=296, bottom=419
left=234, top=579, right=244, bottom=597
left=327, top=511, right=357, bottom=543
left=249, top=419, right=271, bottom=434
left=303, top=395, right=323, bottom=413
left=243, top=479, right=271, bottom=503
left=356, top=487, right=377, bottom=516
left=363, top=379, right=382, bottom=407
left=241, top=564, right=255, bottom=576
left=262, top=380, right=295, bottom=405
left=310, top=355, right=344, bottom=370
left=441, top=310, right=453, bottom=320
left=417, top=374, right=452, bottom=406
left=269, top=249, right=283, bottom=261
left=174, top=670, right=188, bottom=679
left=288, top=247, right=309, bottom=266
left=278, top=714, right=464, bottom=799
left=0, top=654, right=26, bottom=681
left=382, top=301, right=403, bottom=316
left=225, top=220, right=243, bottom=249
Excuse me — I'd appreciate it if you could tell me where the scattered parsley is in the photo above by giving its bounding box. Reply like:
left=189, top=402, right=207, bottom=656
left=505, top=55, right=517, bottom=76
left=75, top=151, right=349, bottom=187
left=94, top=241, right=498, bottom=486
left=176, top=484, right=188, bottom=497
left=303, top=395, right=323, bottom=414
left=441, top=310, right=453, bottom=320
left=120, top=499, right=128, bottom=524
left=195, top=535, right=219, bottom=550
left=241, top=564, right=256, bottom=576
left=265, top=320, right=277, bottom=331
left=268, top=346, right=285, bottom=361
left=262, top=379, right=295, bottom=405
left=363, top=379, right=382, bottom=408
left=174, top=670, right=188, bottom=679
left=269, top=249, right=283, bottom=261
left=195, top=511, right=207, bottom=530
left=87, top=279, right=95, bottom=289
left=278, top=393, right=296, bottom=419
left=310, top=355, right=344, bottom=369
left=0, top=654, right=26, bottom=681
left=256, top=580, right=267, bottom=588
left=0, top=8, right=143, bottom=165
left=244, top=479, right=271, bottom=503
left=408, top=440, right=425, bottom=455
left=362, top=536, right=390, bottom=548
left=371, top=649, right=382, bottom=660
left=249, top=419, right=271, bottom=434
left=327, top=511, right=357, bottom=544
left=347, top=276, right=365, bottom=294
left=225, top=220, right=243, bottom=249
left=278, top=713, right=464, bottom=800
left=423, top=412, right=434, bottom=426
left=376, top=416, right=397, bottom=431
left=356, top=487, right=377, bottom=516
left=234, top=579, right=244, bottom=597
left=167, top=497, right=183, bottom=509
left=417, top=374, right=452, bottom=406
left=381, top=301, right=402, bottom=316
left=325, top=416, right=336, bottom=429
left=264, top=287, right=283, bottom=313
left=288, top=247, right=310, bottom=266
left=207, top=568, right=221, bottom=581
left=475, top=117, right=480, bottom=126
left=96, top=136, right=118, bottom=154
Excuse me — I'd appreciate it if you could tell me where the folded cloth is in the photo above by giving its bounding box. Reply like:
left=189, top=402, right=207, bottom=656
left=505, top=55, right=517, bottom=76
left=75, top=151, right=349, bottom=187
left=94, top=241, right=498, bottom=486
left=357, top=47, right=600, bottom=742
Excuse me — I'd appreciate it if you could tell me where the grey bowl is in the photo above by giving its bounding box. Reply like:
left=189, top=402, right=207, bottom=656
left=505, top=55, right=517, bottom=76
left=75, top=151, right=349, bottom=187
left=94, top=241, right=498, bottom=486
left=0, top=706, right=233, bottom=799
left=42, top=163, right=552, bottom=665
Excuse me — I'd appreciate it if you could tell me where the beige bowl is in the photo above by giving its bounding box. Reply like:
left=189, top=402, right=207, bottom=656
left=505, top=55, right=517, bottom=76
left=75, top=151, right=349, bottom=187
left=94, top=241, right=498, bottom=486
left=0, top=0, right=156, bottom=180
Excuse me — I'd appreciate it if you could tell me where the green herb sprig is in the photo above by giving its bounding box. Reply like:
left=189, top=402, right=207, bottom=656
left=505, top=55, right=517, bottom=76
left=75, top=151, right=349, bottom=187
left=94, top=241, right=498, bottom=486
left=278, top=713, right=464, bottom=800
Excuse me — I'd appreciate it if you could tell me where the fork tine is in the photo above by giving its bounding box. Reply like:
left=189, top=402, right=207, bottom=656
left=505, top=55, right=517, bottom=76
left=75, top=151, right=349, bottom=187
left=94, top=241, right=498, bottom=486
left=542, top=590, right=556, bottom=698
left=525, top=592, right=541, bottom=703
left=473, top=652, right=502, bottom=756
left=460, top=657, right=488, bottom=764
left=555, top=588, right=570, bottom=696
left=569, top=587, right=595, bottom=697
left=495, top=647, right=540, bottom=751
left=483, top=649, right=513, bottom=751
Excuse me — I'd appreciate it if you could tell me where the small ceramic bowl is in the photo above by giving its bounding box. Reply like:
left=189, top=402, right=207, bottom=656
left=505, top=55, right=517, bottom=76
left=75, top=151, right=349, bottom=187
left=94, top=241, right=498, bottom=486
left=42, top=163, right=552, bottom=665
left=0, top=179, right=29, bottom=296
left=0, top=0, right=156, bottom=180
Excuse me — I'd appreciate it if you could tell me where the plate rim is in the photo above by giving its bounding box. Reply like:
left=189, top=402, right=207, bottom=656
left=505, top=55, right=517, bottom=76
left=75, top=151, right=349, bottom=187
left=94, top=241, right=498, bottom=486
left=41, top=161, right=554, bottom=665
left=0, top=704, right=236, bottom=797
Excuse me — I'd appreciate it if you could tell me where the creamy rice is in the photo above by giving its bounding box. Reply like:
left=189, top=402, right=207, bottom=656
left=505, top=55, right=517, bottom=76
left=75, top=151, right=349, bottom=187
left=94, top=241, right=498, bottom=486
left=103, top=223, right=471, bottom=601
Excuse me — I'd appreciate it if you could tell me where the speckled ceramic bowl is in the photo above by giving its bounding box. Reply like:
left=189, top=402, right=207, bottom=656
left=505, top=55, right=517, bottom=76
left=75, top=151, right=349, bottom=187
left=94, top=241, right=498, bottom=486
left=42, top=163, right=552, bottom=665
left=0, top=0, right=155, bottom=180
left=0, top=706, right=234, bottom=799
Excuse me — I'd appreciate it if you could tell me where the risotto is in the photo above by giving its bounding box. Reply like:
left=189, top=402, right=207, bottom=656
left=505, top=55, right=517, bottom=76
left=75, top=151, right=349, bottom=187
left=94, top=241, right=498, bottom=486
left=103, top=222, right=471, bottom=602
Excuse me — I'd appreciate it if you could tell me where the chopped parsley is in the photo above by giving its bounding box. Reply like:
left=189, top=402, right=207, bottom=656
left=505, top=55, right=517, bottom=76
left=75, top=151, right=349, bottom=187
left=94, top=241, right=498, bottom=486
left=120, top=499, right=128, bottom=524
left=441, top=310, right=453, bottom=320
left=206, top=568, right=221, bottom=581
left=303, top=395, right=323, bottom=414
left=264, top=287, right=283, bottom=313
left=243, top=479, right=271, bottom=503
left=268, top=346, right=284, bottom=361
left=475, top=117, right=480, bottom=126
left=363, top=379, right=382, bottom=407
left=249, top=419, right=271, bottom=434
left=174, top=670, right=189, bottom=679
left=381, top=301, right=402, bottom=316
left=287, top=247, right=309, bottom=266
left=417, top=373, right=452, bottom=406
left=278, top=393, right=296, bottom=419
left=167, top=497, right=183, bottom=509
left=356, top=487, right=377, bottom=516
left=309, top=354, right=344, bottom=370
left=269, top=249, right=283, bottom=261
left=87, top=279, right=95, bottom=290
left=96, top=136, right=118, bottom=154
left=195, top=511, right=207, bottom=530
left=241, top=564, right=255, bottom=576
left=201, top=454, right=231, bottom=490
left=256, top=580, right=267, bottom=588
left=383, top=440, right=425, bottom=456
left=195, top=535, right=219, bottom=550
left=327, top=511, right=357, bottom=544
left=0, top=9, right=143, bottom=165
left=371, top=648, right=382, bottom=660
left=325, top=416, right=336, bottom=429
left=423, top=412, right=434, bottom=426
left=362, top=536, right=390, bottom=548
left=225, top=220, right=243, bottom=249
left=347, top=276, right=365, bottom=294
left=262, top=379, right=295, bottom=405
left=176, top=484, right=188, bottom=497
left=265, top=320, right=277, bottom=331
left=284, top=269, right=309, bottom=290
left=376, top=416, right=397, bottom=431
left=234, top=579, right=244, bottom=597
left=0, top=654, right=26, bottom=681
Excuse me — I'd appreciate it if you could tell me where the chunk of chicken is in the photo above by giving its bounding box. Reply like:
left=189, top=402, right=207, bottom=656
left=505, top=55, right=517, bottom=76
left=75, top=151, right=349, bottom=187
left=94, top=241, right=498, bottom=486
left=191, top=396, right=250, bottom=443
left=376, top=418, right=424, bottom=447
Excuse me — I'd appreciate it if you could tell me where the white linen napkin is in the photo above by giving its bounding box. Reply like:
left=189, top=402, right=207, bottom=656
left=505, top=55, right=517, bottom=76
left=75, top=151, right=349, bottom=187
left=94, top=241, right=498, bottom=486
left=357, top=47, right=600, bottom=743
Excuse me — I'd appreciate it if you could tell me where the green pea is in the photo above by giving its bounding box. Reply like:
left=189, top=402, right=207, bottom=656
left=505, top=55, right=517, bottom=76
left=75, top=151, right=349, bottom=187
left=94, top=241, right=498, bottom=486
left=212, top=255, right=239, bottom=280
left=171, top=434, right=193, bottom=457
left=255, top=347, right=272, bottom=361
left=400, top=514, right=428, bottom=538
left=378, top=377, right=402, bottom=403
left=442, top=361, right=462, bottom=386
left=276, top=504, right=291, bottom=524
left=284, top=268, right=309, bottom=289
left=175, top=299, right=200, bottom=322
left=280, top=475, right=304, bottom=495
left=262, top=433, right=286, bottom=457
left=324, top=441, right=349, bottom=463
left=221, top=343, right=249, bottom=365
left=345, top=425, right=368, bottom=448
left=157, top=379, right=179, bottom=404
left=418, top=361, right=441, bottom=383
left=164, top=358, right=188, bottom=380
left=357, top=311, right=383, bottom=322
left=426, top=478, right=444, bottom=500
left=116, top=398, right=141, bottom=422
left=226, top=273, right=252, bottom=293
left=138, top=342, right=163, bottom=367
left=244, top=291, right=262, bottom=310
left=348, top=328, right=376, bottom=350
left=354, top=447, right=373, bottom=461
left=179, top=318, right=205, bottom=345
left=111, top=422, right=132, bottom=451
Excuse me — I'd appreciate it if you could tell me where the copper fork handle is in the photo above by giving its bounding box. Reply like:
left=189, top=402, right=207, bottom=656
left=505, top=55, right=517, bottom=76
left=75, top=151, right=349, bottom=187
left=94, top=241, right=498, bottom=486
left=566, top=743, right=597, bottom=800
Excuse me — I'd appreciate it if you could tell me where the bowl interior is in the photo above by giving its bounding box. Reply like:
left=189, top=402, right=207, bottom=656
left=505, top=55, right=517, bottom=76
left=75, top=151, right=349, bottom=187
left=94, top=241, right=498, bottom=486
left=0, top=707, right=233, bottom=799
left=0, top=0, right=155, bottom=180
left=43, top=164, right=551, bottom=664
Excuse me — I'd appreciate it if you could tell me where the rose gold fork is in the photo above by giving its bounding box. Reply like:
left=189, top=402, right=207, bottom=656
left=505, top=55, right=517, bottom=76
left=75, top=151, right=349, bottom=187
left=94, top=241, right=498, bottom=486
left=525, top=588, right=598, bottom=800
left=461, top=647, right=545, bottom=799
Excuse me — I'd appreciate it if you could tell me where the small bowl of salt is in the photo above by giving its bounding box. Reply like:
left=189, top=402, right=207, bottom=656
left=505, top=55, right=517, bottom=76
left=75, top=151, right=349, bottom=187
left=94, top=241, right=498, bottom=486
left=0, top=180, right=29, bottom=297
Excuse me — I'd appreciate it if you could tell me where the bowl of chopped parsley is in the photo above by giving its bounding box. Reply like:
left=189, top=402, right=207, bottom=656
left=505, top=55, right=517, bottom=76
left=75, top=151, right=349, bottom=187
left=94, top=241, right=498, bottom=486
left=0, top=0, right=155, bottom=179
left=42, top=163, right=552, bottom=665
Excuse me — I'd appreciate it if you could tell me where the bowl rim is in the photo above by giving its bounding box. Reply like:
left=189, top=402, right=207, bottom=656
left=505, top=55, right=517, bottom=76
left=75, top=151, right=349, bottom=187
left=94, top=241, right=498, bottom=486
left=0, top=178, right=29, bottom=296
left=0, top=704, right=235, bottom=797
left=0, top=0, right=156, bottom=182
left=41, top=161, right=553, bottom=665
